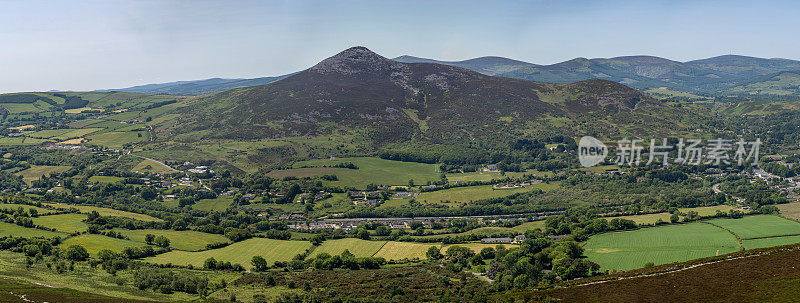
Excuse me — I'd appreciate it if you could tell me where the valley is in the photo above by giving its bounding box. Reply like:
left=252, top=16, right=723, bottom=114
left=1, top=47, right=800, bottom=302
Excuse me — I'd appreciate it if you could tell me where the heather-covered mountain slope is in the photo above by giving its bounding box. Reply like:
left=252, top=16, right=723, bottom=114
left=156, top=47, right=707, bottom=147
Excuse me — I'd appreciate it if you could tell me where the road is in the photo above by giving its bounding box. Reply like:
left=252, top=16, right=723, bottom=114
left=712, top=183, right=722, bottom=194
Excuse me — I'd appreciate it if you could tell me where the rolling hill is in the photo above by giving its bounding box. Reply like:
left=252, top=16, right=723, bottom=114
left=725, top=71, right=800, bottom=95
left=156, top=47, right=707, bottom=147
left=392, top=55, right=538, bottom=76
left=98, top=54, right=800, bottom=97
left=397, top=54, right=800, bottom=94
left=99, top=74, right=295, bottom=95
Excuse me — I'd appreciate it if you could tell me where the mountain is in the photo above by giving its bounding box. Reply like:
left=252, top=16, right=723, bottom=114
left=396, top=54, right=800, bottom=94
left=393, top=55, right=538, bottom=76
left=157, top=47, right=706, bottom=148
left=101, top=53, right=800, bottom=97
left=99, top=74, right=295, bottom=95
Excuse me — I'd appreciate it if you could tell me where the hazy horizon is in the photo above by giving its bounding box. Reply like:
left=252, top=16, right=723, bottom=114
left=3, top=0, right=800, bottom=93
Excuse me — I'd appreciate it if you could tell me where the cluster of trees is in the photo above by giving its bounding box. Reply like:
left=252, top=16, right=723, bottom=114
left=201, top=257, right=245, bottom=271
left=428, top=238, right=599, bottom=290
left=264, top=249, right=384, bottom=272
left=720, top=176, right=789, bottom=208
left=0, top=235, right=89, bottom=263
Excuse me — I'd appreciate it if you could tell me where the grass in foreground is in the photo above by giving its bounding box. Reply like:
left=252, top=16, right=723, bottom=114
left=517, top=244, right=800, bottom=302
left=584, top=223, right=740, bottom=271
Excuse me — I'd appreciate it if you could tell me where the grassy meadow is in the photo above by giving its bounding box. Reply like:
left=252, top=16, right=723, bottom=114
left=114, top=229, right=229, bottom=251
left=59, top=234, right=149, bottom=255
left=131, top=158, right=175, bottom=173
left=16, top=165, right=72, bottom=184
left=45, top=204, right=162, bottom=222
left=585, top=215, right=800, bottom=271
left=0, top=203, right=55, bottom=215
left=611, top=205, right=737, bottom=225
left=372, top=241, right=437, bottom=260
left=31, top=213, right=88, bottom=233
left=309, top=238, right=387, bottom=258
left=584, top=223, right=740, bottom=271
left=191, top=197, right=233, bottom=212
left=777, top=202, right=800, bottom=221
left=0, top=222, right=65, bottom=238
left=288, top=157, right=440, bottom=188
left=707, top=215, right=800, bottom=239
left=145, top=238, right=312, bottom=269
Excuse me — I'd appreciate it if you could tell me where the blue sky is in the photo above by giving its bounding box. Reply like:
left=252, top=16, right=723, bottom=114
left=2, top=0, right=800, bottom=92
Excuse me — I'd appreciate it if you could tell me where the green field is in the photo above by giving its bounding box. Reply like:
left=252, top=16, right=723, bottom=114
left=742, top=235, right=800, bottom=250
left=0, top=222, right=65, bottom=238
left=309, top=238, right=387, bottom=258
left=289, top=157, right=440, bottom=188
left=192, top=197, right=233, bottom=212
left=59, top=234, right=149, bottom=255
left=32, top=213, right=88, bottom=233
left=145, top=238, right=312, bottom=269
left=707, top=215, right=800, bottom=239
left=613, top=205, right=736, bottom=225
left=16, top=165, right=72, bottom=184
left=86, top=131, right=147, bottom=149
left=88, top=175, right=124, bottom=184
left=28, top=128, right=102, bottom=140
left=114, top=229, right=229, bottom=251
left=130, top=158, right=175, bottom=173
left=0, top=203, right=55, bottom=215
left=373, top=241, right=437, bottom=260
left=777, top=202, right=800, bottom=221
left=45, top=204, right=162, bottom=222
left=584, top=223, right=740, bottom=271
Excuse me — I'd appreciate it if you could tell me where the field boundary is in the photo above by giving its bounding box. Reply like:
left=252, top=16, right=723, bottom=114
left=569, top=247, right=796, bottom=289
left=371, top=241, right=390, bottom=257
left=702, top=221, right=743, bottom=250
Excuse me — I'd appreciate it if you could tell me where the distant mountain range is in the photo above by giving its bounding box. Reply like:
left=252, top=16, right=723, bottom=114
left=103, top=53, right=800, bottom=96
left=395, top=54, right=800, bottom=95
left=98, top=74, right=294, bottom=95
left=157, top=47, right=707, bottom=146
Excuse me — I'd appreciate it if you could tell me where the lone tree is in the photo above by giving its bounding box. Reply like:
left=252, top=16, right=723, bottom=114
left=310, top=234, right=326, bottom=246
left=145, top=234, right=155, bottom=245
left=426, top=246, right=443, bottom=261
left=154, top=235, right=170, bottom=248
left=64, top=245, right=89, bottom=261
left=251, top=256, right=268, bottom=271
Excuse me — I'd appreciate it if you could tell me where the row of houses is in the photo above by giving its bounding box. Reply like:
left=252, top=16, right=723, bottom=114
left=481, top=234, right=527, bottom=244
left=492, top=179, right=542, bottom=189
